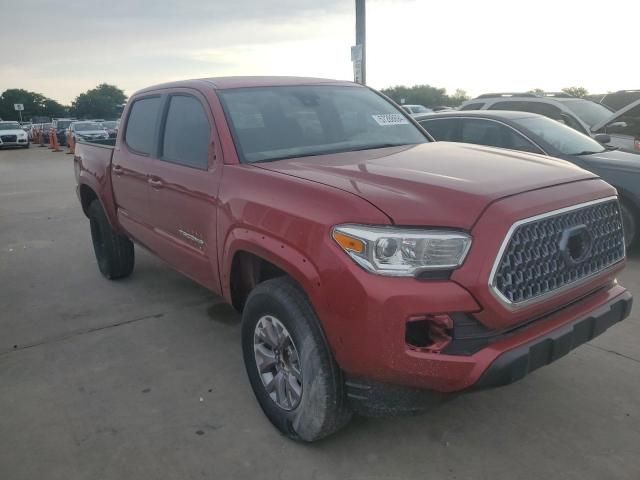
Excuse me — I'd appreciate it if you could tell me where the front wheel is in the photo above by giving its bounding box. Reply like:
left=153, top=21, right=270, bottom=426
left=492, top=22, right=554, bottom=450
left=241, top=277, right=352, bottom=442
left=88, top=200, right=134, bottom=279
left=620, top=201, right=636, bottom=250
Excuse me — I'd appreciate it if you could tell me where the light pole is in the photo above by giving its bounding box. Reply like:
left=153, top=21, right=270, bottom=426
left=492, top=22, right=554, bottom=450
left=353, top=0, right=366, bottom=85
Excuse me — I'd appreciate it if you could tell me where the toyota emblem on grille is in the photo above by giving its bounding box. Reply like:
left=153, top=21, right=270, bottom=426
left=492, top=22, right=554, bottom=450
left=559, top=224, right=593, bottom=265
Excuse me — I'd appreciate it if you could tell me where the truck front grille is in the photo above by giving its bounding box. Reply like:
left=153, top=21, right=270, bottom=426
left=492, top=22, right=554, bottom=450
left=490, top=197, right=625, bottom=306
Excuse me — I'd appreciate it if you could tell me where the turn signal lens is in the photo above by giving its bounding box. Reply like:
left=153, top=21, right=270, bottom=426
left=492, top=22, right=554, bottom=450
left=333, top=231, right=365, bottom=254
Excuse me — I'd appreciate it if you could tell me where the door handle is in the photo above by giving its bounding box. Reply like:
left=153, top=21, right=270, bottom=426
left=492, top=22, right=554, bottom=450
left=148, top=178, right=164, bottom=189
left=112, top=165, right=124, bottom=175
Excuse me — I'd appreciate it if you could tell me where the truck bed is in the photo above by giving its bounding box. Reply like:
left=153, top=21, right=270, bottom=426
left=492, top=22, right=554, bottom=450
left=74, top=138, right=118, bottom=228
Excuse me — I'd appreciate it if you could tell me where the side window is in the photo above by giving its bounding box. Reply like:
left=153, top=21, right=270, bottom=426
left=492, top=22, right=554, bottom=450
left=161, top=95, right=211, bottom=169
left=419, top=118, right=459, bottom=141
left=125, top=97, right=161, bottom=155
left=488, top=101, right=529, bottom=111
left=460, top=119, right=542, bottom=153
left=460, top=103, right=484, bottom=111
left=525, top=103, right=563, bottom=121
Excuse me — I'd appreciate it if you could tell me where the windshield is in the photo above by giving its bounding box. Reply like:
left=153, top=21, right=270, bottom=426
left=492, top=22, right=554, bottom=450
left=74, top=122, right=103, bottom=132
left=561, top=99, right=613, bottom=128
left=218, top=85, right=428, bottom=163
left=411, top=105, right=431, bottom=113
left=0, top=123, right=21, bottom=130
left=515, top=116, right=605, bottom=155
left=56, top=120, right=73, bottom=129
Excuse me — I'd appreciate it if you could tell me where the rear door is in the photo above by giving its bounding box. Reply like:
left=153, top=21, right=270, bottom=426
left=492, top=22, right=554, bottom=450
left=143, top=90, right=222, bottom=290
left=112, top=95, right=162, bottom=241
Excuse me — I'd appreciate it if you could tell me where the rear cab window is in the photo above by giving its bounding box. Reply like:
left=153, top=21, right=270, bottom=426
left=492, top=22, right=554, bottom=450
left=125, top=96, right=162, bottom=155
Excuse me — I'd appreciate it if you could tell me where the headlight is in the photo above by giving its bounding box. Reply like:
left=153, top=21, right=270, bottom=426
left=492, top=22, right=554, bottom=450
left=332, top=225, right=471, bottom=276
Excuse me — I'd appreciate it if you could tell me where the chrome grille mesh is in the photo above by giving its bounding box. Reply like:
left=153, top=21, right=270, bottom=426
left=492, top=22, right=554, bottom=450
left=491, top=198, right=625, bottom=305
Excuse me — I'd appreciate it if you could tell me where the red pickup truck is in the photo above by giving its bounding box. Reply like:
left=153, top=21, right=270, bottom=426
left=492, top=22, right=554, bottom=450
left=74, top=76, right=632, bottom=441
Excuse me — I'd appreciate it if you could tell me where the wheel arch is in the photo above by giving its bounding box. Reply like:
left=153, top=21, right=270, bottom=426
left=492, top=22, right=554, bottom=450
left=222, top=229, right=324, bottom=312
left=77, top=178, right=120, bottom=230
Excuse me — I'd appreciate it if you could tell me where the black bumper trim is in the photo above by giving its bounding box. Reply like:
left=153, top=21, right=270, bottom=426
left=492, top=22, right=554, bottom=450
left=473, top=292, right=632, bottom=389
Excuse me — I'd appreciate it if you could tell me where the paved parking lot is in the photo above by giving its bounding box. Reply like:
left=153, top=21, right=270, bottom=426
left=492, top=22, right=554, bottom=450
left=1, top=145, right=639, bottom=480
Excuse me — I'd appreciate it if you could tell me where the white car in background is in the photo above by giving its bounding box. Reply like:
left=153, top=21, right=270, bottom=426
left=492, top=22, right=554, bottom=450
left=0, top=121, right=30, bottom=148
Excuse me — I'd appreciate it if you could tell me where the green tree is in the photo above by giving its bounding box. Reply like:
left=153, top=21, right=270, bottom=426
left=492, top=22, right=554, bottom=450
left=381, top=84, right=469, bottom=108
left=561, top=86, right=589, bottom=98
left=0, top=89, right=66, bottom=121
left=71, top=84, right=127, bottom=119
left=528, top=88, right=546, bottom=96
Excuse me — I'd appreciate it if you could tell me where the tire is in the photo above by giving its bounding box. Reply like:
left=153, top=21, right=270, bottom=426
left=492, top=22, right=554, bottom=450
left=23, top=143, right=29, bottom=149
left=241, top=277, right=352, bottom=442
left=620, top=201, right=636, bottom=250
left=87, top=200, right=134, bottom=279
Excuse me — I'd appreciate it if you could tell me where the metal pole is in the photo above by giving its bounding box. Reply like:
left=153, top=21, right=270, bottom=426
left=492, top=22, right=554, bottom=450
left=355, top=0, right=366, bottom=85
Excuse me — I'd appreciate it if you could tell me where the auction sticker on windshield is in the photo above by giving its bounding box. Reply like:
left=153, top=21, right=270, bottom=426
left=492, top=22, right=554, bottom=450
left=372, top=114, right=410, bottom=126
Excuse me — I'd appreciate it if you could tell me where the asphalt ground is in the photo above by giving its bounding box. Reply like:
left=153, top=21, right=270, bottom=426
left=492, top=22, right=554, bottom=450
left=1, top=144, right=639, bottom=480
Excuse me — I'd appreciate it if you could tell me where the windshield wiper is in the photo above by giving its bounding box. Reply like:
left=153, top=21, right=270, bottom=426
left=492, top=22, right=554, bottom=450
left=574, top=150, right=604, bottom=156
left=250, top=143, right=413, bottom=163
left=342, top=143, right=411, bottom=152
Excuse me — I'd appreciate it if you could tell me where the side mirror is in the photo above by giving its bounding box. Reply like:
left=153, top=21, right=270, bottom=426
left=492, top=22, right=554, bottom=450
left=594, top=133, right=611, bottom=144
left=606, top=121, right=628, bottom=133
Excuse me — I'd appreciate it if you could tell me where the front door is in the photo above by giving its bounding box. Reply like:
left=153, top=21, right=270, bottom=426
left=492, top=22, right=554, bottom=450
left=144, top=91, right=222, bottom=291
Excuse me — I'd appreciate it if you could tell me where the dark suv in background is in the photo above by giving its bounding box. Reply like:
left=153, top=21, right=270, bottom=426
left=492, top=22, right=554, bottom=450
left=458, top=92, right=621, bottom=145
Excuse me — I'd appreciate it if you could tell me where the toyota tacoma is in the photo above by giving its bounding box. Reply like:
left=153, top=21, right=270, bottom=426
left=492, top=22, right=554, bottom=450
left=73, top=77, right=632, bottom=441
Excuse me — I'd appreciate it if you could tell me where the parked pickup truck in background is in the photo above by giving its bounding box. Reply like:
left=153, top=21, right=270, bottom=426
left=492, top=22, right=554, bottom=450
left=74, top=76, right=632, bottom=442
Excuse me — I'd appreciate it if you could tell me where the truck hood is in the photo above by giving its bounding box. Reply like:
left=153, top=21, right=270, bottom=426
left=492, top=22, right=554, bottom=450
left=254, top=143, right=597, bottom=228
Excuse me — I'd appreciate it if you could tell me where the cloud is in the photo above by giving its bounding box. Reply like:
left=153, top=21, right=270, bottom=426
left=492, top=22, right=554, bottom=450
left=1, top=0, right=354, bottom=103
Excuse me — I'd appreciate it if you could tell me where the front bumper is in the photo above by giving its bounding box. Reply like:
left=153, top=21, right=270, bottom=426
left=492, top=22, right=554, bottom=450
left=0, top=138, right=28, bottom=147
left=473, top=289, right=632, bottom=389
left=343, top=287, right=631, bottom=414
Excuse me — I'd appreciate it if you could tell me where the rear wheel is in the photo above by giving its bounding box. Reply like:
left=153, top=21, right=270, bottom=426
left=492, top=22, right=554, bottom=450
left=620, top=201, right=636, bottom=250
left=241, top=277, right=352, bottom=442
left=88, top=200, right=134, bottom=279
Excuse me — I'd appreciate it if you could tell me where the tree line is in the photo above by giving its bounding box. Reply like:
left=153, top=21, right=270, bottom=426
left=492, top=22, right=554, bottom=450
left=0, top=84, right=126, bottom=122
left=380, top=85, right=591, bottom=108
left=1, top=82, right=593, bottom=122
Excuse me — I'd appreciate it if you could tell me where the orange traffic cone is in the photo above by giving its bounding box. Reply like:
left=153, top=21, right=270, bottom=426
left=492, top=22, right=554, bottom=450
left=51, top=131, right=62, bottom=152
left=47, top=131, right=54, bottom=149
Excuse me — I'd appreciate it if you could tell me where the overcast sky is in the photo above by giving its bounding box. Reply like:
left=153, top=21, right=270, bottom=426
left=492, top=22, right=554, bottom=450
left=1, top=0, right=637, bottom=104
